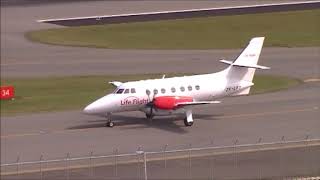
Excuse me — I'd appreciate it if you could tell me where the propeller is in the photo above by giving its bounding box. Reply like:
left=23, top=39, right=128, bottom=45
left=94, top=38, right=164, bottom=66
left=145, top=90, right=157, bottom=118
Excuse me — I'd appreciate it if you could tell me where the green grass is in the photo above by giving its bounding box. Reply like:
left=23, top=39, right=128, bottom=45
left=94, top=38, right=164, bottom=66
left=0, top=74, right=300, bottom=116
left=27, top=10, right=320, bottom=49
left=251, top=75, right=301, bottom=94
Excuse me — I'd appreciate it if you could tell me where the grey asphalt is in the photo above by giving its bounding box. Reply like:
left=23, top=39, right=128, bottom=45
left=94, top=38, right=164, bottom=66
left=1, top=0, right=320, bottom=178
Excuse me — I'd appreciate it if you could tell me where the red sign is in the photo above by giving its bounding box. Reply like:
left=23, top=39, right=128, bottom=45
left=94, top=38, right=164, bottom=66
left=0, top=86, right=15, bottom=100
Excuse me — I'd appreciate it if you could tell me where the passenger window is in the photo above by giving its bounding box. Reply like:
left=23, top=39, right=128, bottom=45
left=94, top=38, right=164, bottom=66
left=131, top=88, right=136, bottom=93
left=195, top=85, right=200, bottom=90
left=161, top=88, right=166, bottom=94
left=171, top=87, right=176, bottom=93
left=153, top=89, right=158, bottom=95
left=188, top=86, right=192, bottom=91
left=180, top=86, right=185, bottom=92
left=146, top=89, right=151, bottom=95
left=116, top=89, right=124, bottom=94
left=124, top=89, right=129, bottom=94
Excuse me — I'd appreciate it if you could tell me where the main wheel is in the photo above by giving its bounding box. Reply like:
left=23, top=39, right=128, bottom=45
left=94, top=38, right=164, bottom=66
left=184, top=117, right=193, bottom=126
left=106, top=121, right=114, bottom=127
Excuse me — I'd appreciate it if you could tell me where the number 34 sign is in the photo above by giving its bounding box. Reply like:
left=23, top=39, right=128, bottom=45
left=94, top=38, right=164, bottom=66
left=0, top=86, right=15, bottom=100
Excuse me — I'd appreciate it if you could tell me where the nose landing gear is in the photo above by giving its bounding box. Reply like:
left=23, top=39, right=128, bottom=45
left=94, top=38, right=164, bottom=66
left=184, top=118, right=194, bottom=126
left=105, top=113, right=114, bottom=127
left=106, top=121, right=114, bottom=127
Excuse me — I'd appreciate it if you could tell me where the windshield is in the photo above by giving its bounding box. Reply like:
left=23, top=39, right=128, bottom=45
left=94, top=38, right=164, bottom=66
left=115, top=88, right=124, bottom=94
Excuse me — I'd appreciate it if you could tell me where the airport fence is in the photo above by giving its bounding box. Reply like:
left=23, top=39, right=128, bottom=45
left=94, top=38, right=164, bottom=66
left=1, top=136, right=320, bottom=180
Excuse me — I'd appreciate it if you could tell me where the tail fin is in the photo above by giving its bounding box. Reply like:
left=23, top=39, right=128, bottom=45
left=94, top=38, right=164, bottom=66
left=221, top=37, right=269, bottom=95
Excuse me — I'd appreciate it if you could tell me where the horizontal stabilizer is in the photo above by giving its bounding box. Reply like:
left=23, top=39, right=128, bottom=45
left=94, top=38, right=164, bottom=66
left=219, top=60, right=233, bottom=65
left=220, top=59, right=270, bottom=70
left=109, top=81, right=123, bottom=87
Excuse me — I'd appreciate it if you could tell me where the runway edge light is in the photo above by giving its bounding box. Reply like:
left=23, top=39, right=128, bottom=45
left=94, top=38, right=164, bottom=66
left=0, top=86, right=15, bottom=100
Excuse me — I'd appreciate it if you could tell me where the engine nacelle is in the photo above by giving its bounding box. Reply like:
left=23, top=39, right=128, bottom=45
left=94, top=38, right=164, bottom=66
left=153, top=96, right=193, bottom=110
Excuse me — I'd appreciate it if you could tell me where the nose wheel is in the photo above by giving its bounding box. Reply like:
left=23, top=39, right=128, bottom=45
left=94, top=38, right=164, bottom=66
left=106, top=121, right=114, bottom=127
left=105, top=113, right=114, bottom=127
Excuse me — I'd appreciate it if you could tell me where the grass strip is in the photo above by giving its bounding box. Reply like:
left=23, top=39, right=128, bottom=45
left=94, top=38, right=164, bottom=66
left=0, top=74, right=300, bottom=116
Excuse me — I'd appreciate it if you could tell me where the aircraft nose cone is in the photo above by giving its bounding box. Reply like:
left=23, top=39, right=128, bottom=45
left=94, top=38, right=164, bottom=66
left=83, top=103, right=96, bottom=114
left=83, top=95, right=115, bottom=115
left=83, top=100, right=104, bottom=114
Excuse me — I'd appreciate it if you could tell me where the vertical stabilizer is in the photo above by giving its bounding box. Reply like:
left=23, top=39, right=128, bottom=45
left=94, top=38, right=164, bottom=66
left=223, top=37, right=269, bottom=95
left=233, top=37, right=265, bottom=68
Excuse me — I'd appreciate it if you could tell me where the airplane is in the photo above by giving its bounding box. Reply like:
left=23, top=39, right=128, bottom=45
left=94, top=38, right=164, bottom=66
left=83, top=37, right=269, bottom=127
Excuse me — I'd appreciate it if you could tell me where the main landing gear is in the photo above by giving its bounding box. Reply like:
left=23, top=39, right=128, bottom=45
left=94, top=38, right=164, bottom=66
left=145, top=110, right=194, bottom=126
left=184, top=118, right=194, bottom=126
left=105, top=113, right=114, bottom=127
left=184, top=109, right=194, bottom=127
left=145, top=113, right=154, bottom=119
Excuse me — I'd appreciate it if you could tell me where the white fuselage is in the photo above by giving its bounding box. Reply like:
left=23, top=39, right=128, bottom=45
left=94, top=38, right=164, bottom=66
left=83, top=37, right=266, bottom=123
left=83, top=68, right=252, bottom=116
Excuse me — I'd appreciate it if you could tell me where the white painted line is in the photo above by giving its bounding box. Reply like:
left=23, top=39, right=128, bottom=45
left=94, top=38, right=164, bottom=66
left=37, top=1, right=320, bottom=22
left=304, top=78, right=320, bottom=82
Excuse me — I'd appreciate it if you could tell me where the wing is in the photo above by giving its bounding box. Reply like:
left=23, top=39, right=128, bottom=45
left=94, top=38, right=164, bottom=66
left=176, top=101, right=221, bottom=108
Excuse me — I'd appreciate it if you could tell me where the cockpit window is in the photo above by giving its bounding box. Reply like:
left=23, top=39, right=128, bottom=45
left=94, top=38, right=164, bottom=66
left=131, top=88, right=136, bottom=93
left=124, top=89, right=130, bottom=94
left=116, top=89, right=124, bottom=94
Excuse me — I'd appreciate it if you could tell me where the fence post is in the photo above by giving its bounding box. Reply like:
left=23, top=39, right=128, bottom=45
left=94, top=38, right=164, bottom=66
left=163, top=144, right=168, bottom=169
left=143, top=152, right=147, bottom=180
left=40, top=155, right=43, bottom=180
left=210, top=139, right=214, bottom=180
left=188, top=143, right=192, bottom=179
left=89, top=151, right=93, bottom=178
left=257, top=138, right=262, bottom=180
left=66, top=153, right=70, bottom=180
left=16, top=155, right=20, bottom=177
left=304, top=135, right=310, bottom=176
left=163, top=144, right=168, bottom=179
left=280, top=136, right=285, bottom=179
left=233, top=139, right=238, bottom=170
left=137, top=146, right=142, bottom=180
left=114, top=148, right=118, bottom=177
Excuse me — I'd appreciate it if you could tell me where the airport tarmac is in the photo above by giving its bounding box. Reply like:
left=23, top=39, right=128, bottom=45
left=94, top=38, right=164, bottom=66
left=1, top=0, right=319, bottom=175
left=1, top=0, right=318, bottom=78
left=1, top=81, right=320, bottom=163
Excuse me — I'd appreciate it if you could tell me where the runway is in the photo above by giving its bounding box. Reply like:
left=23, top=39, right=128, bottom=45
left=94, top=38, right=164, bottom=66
left=2, top=0, right=319, bottom=78
left=1, top=1, right=320, bottom=176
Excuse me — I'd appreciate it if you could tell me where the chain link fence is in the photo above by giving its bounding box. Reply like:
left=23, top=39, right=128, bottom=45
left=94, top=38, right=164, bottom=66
left=1, top=136, right=320, bottom=180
